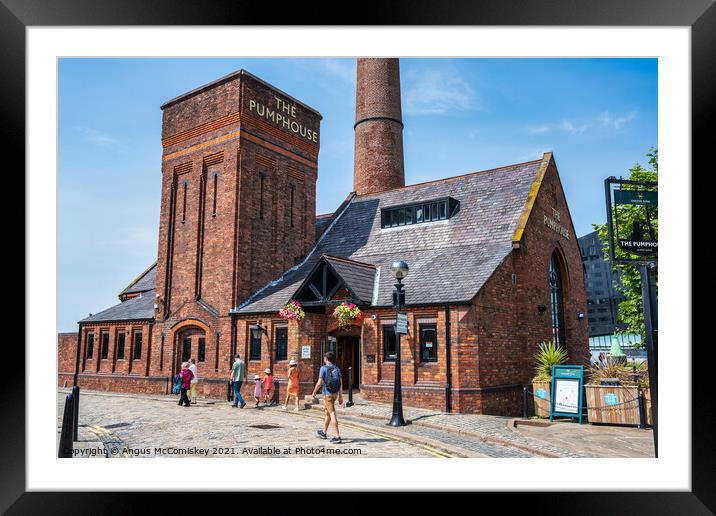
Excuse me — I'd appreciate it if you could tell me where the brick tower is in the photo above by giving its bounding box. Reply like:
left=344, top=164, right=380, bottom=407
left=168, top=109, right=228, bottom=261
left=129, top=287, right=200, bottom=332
left=151, top=70, right=321, bottom=393
left=353, top=58, right=405, bottom=196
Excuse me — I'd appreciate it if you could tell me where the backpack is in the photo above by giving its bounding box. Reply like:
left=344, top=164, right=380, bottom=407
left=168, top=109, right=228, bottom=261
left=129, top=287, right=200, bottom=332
left=324, top=365, right=341, bottom=394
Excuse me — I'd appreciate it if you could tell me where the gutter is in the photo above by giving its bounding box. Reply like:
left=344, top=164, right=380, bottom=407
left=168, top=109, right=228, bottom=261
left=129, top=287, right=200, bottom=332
left=445, top=303, right=452, bottom=413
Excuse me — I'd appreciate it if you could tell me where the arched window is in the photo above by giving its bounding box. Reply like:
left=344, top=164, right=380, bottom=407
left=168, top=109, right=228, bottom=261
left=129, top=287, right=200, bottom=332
left=549, top=252, right=566, bottom=348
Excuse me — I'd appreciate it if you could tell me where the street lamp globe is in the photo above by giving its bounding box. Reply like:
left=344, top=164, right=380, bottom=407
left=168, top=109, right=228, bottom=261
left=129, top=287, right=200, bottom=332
left=391, top=260, right=409, bottom=280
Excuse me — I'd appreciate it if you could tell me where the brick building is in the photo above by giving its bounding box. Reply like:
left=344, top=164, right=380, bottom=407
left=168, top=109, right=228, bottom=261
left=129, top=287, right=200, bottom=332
left=59, top=59, right=589, bottom=415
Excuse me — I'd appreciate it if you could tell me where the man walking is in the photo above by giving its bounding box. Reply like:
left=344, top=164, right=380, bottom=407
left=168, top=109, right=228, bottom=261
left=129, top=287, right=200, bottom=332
left=230, top=353, right=247, bottom=409
left=188, top=358, right=199, bottom=404
left=311, top=352, right=343, bottom=444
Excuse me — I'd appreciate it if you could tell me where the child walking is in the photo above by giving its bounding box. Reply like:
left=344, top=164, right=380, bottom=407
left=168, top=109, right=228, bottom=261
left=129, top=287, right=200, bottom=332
left=178, top=362, right=193, bottom=407
left=262, top=368, right=275, bottom=406
left=253, top=374, right=263, bottom=407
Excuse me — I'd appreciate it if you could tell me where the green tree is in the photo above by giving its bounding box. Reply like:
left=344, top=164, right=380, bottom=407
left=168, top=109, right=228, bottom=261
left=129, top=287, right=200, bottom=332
left=593, top=148, right=657, bottom=348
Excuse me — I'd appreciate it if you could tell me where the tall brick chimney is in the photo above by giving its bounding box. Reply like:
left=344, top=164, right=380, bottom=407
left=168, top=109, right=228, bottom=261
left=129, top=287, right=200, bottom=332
left=353, top=58, right=405, bottom=196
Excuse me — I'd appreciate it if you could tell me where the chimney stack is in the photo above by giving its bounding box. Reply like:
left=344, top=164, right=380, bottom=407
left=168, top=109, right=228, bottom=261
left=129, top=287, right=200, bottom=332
left=353, top=58, right=405, bottom=196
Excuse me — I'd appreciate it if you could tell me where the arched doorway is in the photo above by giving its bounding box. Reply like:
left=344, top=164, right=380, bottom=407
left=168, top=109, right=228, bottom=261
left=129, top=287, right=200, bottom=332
left=327, top=322, right=361, bottom=390
left=173, top=326, right=207, bottom=375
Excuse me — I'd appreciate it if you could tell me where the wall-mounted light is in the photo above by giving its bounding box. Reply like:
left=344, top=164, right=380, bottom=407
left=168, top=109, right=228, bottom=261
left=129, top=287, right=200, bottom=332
left=250, top=321, right=267, bottom=340
left=577, top=312, right=585, bottom=320
left=538, top=304, right=547, bottom=313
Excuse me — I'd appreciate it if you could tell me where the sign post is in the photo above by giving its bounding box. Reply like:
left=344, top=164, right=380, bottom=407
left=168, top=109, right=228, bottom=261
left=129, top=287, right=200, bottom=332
left=604, top=176, right=658, bottom=456
left=549, top=365, right=585, bottom=424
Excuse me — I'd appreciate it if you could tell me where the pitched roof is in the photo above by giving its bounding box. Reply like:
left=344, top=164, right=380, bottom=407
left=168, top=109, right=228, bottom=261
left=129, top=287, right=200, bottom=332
left=80, top=290, right=156, bottom=324
left=119, top=263, right=157, bottom=297
left=236, top=156, right=547, bottom=314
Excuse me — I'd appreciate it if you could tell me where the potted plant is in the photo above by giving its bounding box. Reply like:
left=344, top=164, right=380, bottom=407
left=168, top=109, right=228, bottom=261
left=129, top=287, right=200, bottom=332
left=531, top=340, right=568, bottom=418
left=585, top=359, right=647, bottom=425
left=333, top=302, right=363, bottom=328
left=278, top=299, right=305, bottom=321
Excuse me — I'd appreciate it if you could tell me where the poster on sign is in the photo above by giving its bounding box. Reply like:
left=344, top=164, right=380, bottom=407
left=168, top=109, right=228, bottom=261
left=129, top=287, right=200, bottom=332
left=554, top=379, right=580, bottom=414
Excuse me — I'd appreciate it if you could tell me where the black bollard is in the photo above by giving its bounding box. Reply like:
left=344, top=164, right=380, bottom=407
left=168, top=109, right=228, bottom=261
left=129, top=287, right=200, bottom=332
left=522, top=386, right=528, bottom=419
left=58, top=393, right=74, bottom=458
left=72, top=386, right=80, bottom=441
left=638, top=391, right=647, bottom=429
left=227, top=380, right=233, bottom=402
left=346, top=367, right=354, bottom=408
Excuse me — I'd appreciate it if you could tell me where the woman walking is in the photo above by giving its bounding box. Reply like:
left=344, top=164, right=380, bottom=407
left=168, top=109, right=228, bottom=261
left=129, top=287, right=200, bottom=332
left=178, top=362, right=193, bottom=407
left=282, top=359, right=301, bottom=411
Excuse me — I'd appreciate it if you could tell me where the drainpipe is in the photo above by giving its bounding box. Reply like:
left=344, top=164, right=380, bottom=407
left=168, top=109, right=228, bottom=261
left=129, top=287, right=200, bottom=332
left=444, top=303, right=452, bottom=413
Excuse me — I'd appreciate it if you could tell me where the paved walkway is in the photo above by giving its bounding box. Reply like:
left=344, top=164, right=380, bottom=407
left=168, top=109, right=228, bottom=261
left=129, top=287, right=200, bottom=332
left=57, top=389, right=654, bottom=458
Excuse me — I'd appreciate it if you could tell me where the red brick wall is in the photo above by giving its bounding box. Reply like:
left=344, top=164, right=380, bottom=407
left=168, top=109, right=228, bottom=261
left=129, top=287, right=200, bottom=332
left=58, top=332, right=78, bottom=387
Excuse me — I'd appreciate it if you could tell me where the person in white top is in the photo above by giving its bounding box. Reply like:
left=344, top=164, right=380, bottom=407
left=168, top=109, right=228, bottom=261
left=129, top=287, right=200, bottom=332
left=188, top=358, right=199, bottom=404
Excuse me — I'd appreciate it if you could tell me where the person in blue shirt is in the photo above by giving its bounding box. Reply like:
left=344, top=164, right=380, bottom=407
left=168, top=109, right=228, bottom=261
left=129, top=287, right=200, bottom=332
left=311, top=351, right=343, bottom=444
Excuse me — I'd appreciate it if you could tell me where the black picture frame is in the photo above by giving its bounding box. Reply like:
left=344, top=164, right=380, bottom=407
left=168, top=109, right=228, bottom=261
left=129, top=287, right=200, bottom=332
left=6, top=0, right=711, bottom=511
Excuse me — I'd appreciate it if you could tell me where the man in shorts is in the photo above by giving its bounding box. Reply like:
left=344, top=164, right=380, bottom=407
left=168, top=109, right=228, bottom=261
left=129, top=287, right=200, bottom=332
left=311, top=351, right=343, bottom=444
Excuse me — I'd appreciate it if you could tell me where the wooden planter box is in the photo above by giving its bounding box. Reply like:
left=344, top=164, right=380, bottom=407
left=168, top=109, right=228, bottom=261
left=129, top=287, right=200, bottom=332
left=644, top=387, right=652, bottom=426
left=585, top=384, right=641, bottom=425
left=532, top=381, right=551, bottom=418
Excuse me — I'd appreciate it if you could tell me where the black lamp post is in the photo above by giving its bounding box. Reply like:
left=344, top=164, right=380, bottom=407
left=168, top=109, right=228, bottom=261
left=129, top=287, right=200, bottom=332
left=389, top=260, right=409, bottom=427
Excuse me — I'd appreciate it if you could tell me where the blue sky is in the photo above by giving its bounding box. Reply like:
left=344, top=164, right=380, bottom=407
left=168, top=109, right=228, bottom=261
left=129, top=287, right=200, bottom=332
left=58, top=57, right=657, bottom=331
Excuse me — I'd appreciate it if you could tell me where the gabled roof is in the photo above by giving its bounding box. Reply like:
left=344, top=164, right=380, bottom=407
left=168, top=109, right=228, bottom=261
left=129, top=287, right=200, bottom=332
left=119, top=262, right=157, bottom=298
left=236, top=154, right=550, bottom=314
left=293, top=255, right=376, bottom=305
left=80, top=290, right=156, bottom=324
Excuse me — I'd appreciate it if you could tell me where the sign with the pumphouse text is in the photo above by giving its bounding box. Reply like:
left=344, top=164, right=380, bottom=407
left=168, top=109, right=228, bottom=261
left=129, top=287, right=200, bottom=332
left=614, top=189, right=658, bottom=256
left=396, top=312, right=408, bottom=335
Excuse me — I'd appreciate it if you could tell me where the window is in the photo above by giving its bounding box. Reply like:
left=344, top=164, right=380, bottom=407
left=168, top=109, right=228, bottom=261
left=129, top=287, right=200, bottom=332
left=101, top=331, right=109, bottom=359
left=289, top=185, right=295, bottom=228
left=549, top=253, right=566, bottom=349
left=86, top=333, right=94, bottom=359
left=117, top=332, right=125, bottom=360
left=380, top=197, right=459, bottom=229
left=212, top=173, right=218, bottom=216
left=259, top=173, right=265, bottom=220
left=182, top=336, right=191, bottom=362
left=133, top=331, right=143, bottom=360
left=275, top=327, right=288, bottom=361
left=197, top=337, right=206, bottom=363
left=383, top=325, right=397, bottom=361
left=182, top=181, right=187, bottom=223
left=250, top=331, right=261, bottom=360
left=419, top=324, right=438, bottom=363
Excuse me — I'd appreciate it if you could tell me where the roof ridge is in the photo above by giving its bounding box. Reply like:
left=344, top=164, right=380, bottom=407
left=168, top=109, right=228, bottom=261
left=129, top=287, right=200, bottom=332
left=356, top=157, right=545, bottom=198
left=323, top=254, right=376, bottom=268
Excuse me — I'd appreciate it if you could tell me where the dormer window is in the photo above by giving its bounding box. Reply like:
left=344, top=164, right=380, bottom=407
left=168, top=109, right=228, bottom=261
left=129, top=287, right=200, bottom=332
left=380, top=197, right=459, bottom=229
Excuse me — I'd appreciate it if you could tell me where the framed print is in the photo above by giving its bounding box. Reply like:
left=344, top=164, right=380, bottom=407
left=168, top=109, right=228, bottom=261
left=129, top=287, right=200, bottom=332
left=5, top=0, right=713, bottom=511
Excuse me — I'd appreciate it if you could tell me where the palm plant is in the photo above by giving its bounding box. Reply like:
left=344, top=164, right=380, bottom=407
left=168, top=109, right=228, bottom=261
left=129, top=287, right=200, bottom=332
left=532, top=340, right=568, bottom=382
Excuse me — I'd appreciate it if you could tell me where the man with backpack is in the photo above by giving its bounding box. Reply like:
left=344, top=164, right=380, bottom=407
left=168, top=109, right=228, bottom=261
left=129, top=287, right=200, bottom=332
left=311, top=351, right=343, bottom=444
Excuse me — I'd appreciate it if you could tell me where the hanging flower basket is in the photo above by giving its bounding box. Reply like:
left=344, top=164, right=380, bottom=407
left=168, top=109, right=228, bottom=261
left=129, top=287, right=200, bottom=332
left=278, top=299, right=305, bottom=321
left=333, top=302, right=363, bottom=328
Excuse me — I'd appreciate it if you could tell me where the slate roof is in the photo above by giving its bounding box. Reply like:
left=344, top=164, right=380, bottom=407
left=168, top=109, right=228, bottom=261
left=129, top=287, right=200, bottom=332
left=323, top=255, right=376, bottom=303
left=80, top=290, right=156, bottom=324
left=119, top=262, right=157, bottom=297
left=315, top=215, right=333, bottom=240
left=236, top=157, right=544, bottom=314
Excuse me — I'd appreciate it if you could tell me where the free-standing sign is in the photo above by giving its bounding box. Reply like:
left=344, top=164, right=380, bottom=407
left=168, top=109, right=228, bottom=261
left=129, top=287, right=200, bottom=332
left=605, top=178, right=658, bottom=263
left=550, top=365, right=584, bottom=424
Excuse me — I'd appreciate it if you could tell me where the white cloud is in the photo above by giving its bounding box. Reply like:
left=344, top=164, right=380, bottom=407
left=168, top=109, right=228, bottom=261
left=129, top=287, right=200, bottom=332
left=403, top=68, right=477, bottom=116
left=76, top=126, right=121, bottom=146
left=599, top=111, right=637, bottom=129
left=528, top=119, right=587, bottom=135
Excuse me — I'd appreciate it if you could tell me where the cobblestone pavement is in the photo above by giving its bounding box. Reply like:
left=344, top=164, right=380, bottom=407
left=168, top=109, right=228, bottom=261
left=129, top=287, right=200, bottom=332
left=58, top=390, right=654, bottom=458
left=326, top=394, right=596, bottom=458
left=57, top=391, right=453, bottom=458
